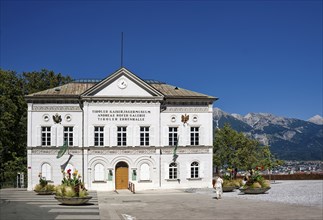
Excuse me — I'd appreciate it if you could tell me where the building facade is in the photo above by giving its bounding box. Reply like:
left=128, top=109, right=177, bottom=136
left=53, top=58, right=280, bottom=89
left=26, top=68, right=217, bottom=191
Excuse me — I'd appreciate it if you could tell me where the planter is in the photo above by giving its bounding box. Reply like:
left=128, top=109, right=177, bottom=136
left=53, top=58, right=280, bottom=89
left=34, top=190, right=54, bottom=195
left=239, top=187, right=271, bottom=194
left=222, top=186, right=236, bottom=192
left=54, top=196, right=92, bottom=205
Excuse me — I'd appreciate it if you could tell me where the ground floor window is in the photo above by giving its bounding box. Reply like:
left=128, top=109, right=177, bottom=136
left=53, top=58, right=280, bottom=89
left=140, top=163, right=150, bottom=181
left=94, top=163, right=105, bottom=181
left=41, top=163, right=51, bottom=180
left=169, top=162, right=177, bottom=179
left=190, top=161, right=199, bottom=178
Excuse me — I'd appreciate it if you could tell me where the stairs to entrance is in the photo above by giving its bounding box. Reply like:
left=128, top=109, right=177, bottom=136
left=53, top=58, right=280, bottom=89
left=114, top=189, right=133, bottom=195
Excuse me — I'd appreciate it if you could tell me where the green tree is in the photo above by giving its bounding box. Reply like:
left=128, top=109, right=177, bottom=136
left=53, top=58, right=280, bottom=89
left=257, top=145, right=284, bottom=179
left=0, top=70, right=27, bottom=185
left=0, top=69, right=72, bottom=187
left=213, top=123, right=279, bottom=177
left=22, top=69, right=72, bottom=94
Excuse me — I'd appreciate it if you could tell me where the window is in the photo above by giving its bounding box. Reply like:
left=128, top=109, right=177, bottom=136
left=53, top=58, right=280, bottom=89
left=190, top=161, right=199, bottom=178
left=190, top=127, right=199, bottom=145
left=140, top=163, right=150, bottom=181
left=94, top=163, right=105, bottom=181
left=169, top=127, right=178, bottom=146
left=64, top=126, right=74, bottom=146
left=169, top=162, right=177, bottom=179
left=41, top=127, right=51, bottom=146
left=41, top=163, right=51, bottom=180
left=94, top=126, right=104, bottom=146
left=140, top=127, right=149, bottom=146
left=117, top=126, right=127, bottom=146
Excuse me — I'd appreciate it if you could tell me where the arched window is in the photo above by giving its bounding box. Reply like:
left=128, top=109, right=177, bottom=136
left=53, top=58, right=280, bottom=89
left=169, top=162, right=177, bottom=179
left=190, top=161, right=199, bottom=178
left=140, top=163, right=150, bottom=181
left=94, top=163, right=105, bottom=181
left=41, top=163, right=51, bottom=180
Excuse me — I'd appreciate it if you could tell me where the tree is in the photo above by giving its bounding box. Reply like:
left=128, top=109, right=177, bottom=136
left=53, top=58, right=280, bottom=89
left=213, top=123, right=279, bottom=177
left=0, top=69, right=72, bottom=187
left=22, top=69, right=72, bottom=94
left=0, top=70, right=27, bottom=185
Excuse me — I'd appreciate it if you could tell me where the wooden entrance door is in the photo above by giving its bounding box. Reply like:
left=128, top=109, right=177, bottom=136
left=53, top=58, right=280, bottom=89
left=115, top=162, right=128, bottom=190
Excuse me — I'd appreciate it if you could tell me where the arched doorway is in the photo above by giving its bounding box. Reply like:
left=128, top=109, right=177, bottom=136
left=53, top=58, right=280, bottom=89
left=115, top=161, right=129, bottom=190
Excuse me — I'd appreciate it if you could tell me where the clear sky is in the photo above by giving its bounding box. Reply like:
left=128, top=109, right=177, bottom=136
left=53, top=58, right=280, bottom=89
left=1, top=0, right=322, bottom=120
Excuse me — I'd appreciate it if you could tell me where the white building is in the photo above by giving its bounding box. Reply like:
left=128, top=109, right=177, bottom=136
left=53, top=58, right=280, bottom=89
left=26, top=67, right=217, bottom=191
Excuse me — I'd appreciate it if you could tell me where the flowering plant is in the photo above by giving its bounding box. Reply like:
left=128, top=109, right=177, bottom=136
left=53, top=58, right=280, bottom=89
left=242, top=171, right=270, bottom=189
left=34, top=172, right=55, bottom=192
left=55, top=169, right=89, bottom=198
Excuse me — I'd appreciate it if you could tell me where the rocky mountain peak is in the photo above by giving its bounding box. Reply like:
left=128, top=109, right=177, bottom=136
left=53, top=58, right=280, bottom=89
left=213, top=108, right=323, bottom=160
left=308, top=115, right=323, bottom=125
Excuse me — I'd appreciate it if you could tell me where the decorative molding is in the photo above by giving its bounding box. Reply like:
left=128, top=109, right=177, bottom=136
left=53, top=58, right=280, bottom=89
left=88, top=148, right=156, bottom=155
left=31, top=148, right=82, bottom=155
left=164, top=107, right=209, bottom=113
left=161, top=147, right=210, bottom=154
left=84, top=100, right=161, bottom=105
left=186, top=178, right=202, bottom=181
left=29, top=147, right=210, bottom=155
left=32, top=106, right=81, bottom=112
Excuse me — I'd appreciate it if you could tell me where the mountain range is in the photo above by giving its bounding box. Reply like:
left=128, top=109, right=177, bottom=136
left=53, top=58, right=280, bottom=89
left=213, top=108, right=323, bottom=161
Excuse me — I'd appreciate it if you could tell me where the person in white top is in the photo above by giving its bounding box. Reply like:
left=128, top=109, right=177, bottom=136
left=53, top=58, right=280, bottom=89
left=214, top=176, right=223, bottom=199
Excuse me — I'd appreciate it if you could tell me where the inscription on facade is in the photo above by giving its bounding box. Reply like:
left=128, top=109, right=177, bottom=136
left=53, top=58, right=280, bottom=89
left=92, top=109, right=151, bottom=122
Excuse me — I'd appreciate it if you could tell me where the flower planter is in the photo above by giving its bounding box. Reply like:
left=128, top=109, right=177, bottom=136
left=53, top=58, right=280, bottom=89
left=222, top=186, right=236, bottom=192
left=54, top=196, right=92, bottom=205
left=34, top=190, right=54, bottom=195
left=239, top=187, right=271, bottom=194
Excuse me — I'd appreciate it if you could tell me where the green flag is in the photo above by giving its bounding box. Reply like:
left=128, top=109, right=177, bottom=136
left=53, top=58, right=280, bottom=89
left=57, top=141, right=68, bottom=159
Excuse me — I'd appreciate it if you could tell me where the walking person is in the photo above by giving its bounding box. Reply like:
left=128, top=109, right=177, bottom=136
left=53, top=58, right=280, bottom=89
left=214, top=176, right=223, bottom=199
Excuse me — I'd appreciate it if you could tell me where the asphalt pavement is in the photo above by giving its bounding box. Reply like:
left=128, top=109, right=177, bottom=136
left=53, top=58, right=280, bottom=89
left=97, top=188, right=323, bottom=220
left=1, top=185, right=322, bottom=220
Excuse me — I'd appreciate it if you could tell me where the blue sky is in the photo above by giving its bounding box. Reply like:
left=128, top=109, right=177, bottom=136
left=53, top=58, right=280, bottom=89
left=1, top=0, right=322, bottom=120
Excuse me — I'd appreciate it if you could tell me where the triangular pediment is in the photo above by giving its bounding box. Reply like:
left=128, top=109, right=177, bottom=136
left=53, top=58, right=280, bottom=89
left=81, top=68, right=164, bottom=99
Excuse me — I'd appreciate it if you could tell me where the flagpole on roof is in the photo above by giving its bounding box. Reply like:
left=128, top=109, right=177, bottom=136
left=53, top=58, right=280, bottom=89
left=121, top=32, right=124, bottom=67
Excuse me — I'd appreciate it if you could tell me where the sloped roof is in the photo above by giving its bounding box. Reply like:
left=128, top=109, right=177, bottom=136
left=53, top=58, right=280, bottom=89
left=150, top=83, right=215, bottom=99
left=26, top=68, right=217, bottom=101
left=26, top=81, right=216, bottom=100
left=26, top=82, right=96, bottom=97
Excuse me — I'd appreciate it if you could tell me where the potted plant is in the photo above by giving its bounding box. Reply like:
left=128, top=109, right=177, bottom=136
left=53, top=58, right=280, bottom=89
left=222, top=175, right=242, bottom=192
left=54, top=168, right=92, bottom=205
left=239, top=171, right=271, bottom=194
left=34, top=173, right=55, bottom=195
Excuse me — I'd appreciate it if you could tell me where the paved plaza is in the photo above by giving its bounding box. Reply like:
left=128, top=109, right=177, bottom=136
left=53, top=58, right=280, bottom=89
left=1, top=180, right=322, bottom=220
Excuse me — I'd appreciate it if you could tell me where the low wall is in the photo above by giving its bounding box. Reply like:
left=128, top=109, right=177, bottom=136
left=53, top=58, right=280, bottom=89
left=261, top=173, right=323, bottom=180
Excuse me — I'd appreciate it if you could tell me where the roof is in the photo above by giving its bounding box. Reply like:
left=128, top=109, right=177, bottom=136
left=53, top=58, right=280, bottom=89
left=26, top=82, right=96, bottom=97
left=26, top=81, right=216, bottom=100
left=149, top=83, right=215, bottom=99
left=25, top=68, right=217, bottom=101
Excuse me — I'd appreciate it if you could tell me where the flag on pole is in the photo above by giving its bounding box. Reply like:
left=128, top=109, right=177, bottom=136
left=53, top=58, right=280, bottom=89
left=60, top=154, right=73, bottom=171
left=57, top=141, right=68, bottom=159
left=173, top=136, right=179, bottom=162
